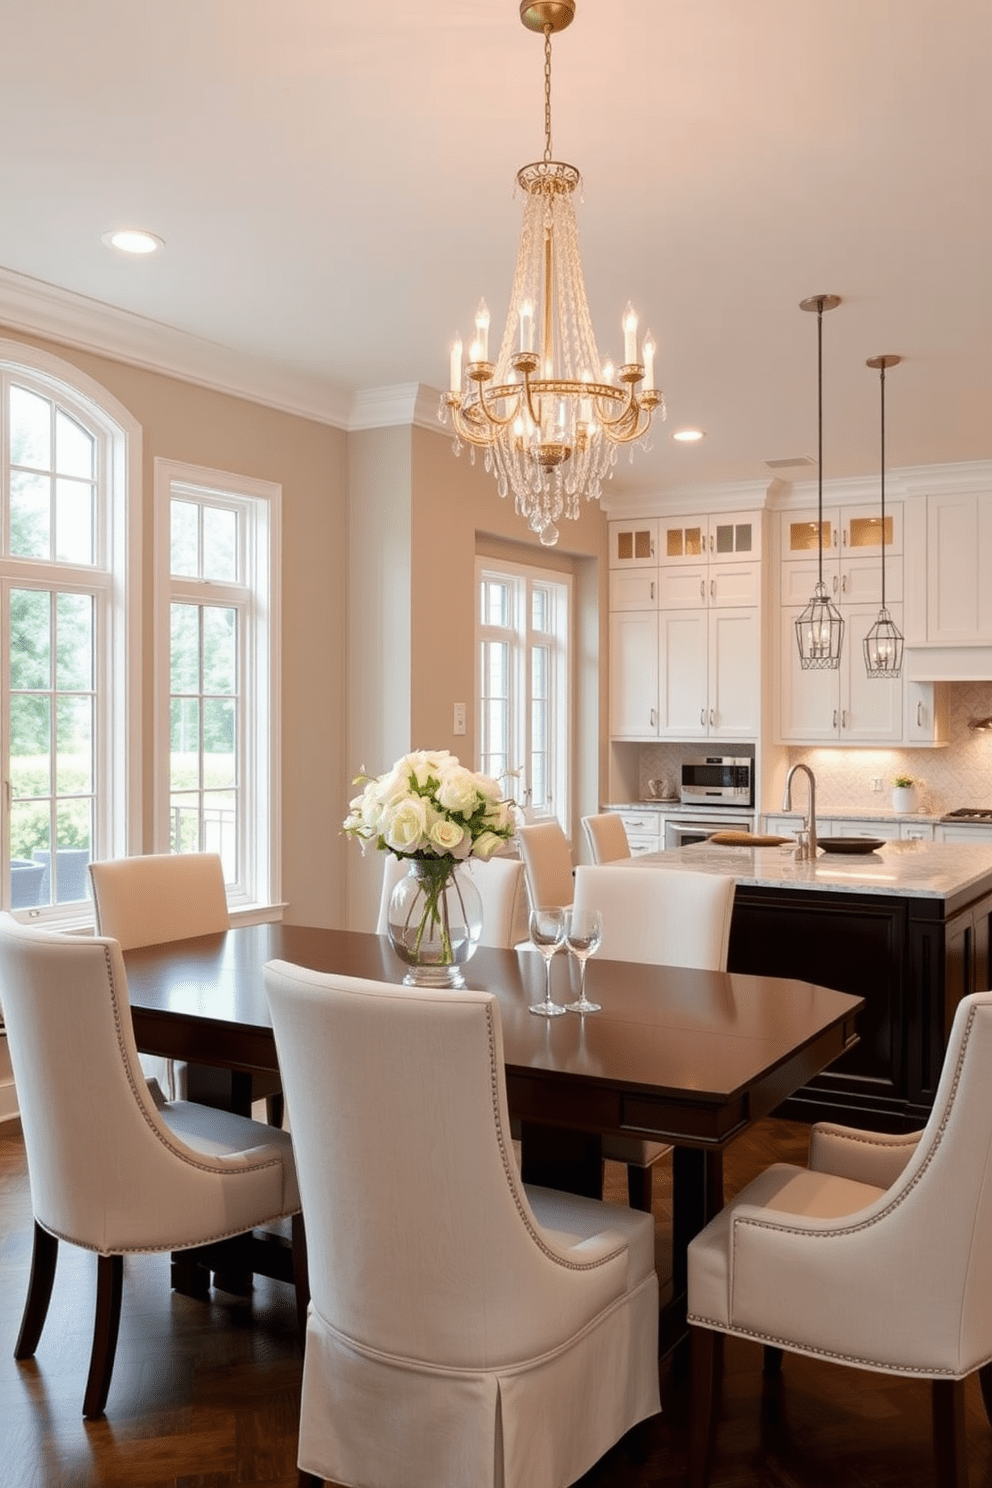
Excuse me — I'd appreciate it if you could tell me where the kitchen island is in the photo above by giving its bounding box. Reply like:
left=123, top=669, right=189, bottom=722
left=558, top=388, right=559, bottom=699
left=625, top=839, right=992, bottom=1130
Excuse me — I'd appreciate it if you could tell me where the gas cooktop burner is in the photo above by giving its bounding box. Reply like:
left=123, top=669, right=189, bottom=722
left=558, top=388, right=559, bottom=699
left=941, top=808, right=992, bottom=822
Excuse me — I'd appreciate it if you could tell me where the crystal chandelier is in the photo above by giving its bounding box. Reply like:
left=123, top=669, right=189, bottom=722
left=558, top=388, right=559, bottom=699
left=863, top=354, right=904, bottom=678
left=440, top=0, right=663, bottom=547
left=795, top=293, right=844, bottom=669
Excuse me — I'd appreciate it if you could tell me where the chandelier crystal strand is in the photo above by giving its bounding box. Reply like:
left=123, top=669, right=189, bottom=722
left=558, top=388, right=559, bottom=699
left=440, top=1, right=663, bottom=545
left=863, top=355, right=904, bottom=678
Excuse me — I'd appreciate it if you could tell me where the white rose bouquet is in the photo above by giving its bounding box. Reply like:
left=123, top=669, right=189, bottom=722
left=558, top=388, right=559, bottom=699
left=343, top=751, right=516, bottom=967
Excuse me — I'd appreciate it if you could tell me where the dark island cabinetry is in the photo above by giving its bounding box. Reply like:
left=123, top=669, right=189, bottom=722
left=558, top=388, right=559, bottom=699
left=728, top=881, right=992, bottom=1130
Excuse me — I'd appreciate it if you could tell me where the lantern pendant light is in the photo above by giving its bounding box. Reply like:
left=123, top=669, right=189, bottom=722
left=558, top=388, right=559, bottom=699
left=795, top=294, right=844, bottom=670
left=863, top=354, right=904, bottom=678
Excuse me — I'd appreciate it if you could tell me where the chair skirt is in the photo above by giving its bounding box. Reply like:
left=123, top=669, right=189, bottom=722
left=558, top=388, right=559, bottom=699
left=297, top=1271, right=659, bottom=1488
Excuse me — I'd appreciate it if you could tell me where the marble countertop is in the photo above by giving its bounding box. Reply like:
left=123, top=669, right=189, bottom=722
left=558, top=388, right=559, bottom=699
left=622, top=839, right=992, bottom=900
left=604, top=802, right=988, bottom=827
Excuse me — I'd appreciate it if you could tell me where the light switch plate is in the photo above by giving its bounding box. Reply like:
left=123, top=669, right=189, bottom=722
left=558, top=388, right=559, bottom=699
left=453, top=702, right=466, bottom=735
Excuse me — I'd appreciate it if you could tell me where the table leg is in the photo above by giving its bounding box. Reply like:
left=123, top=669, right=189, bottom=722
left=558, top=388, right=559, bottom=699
left=665, top=1146, right=725, bottom=1363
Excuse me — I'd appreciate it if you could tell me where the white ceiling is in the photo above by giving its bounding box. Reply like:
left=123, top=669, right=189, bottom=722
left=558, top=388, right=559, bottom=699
left=1, top=0, right=990, bottom=499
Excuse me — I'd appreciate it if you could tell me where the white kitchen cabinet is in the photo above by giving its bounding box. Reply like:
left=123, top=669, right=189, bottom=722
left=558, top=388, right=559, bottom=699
left=935, top=823, right=992, bottom=843
left=609, top=609, right=658, bottom=739
left=609, top=569, right=659, bottom=611
left=780, top=504, right=902, bottom=564
left=924, top=491, right=992, bottom=644
left=904, top=679, right=948, bottom=745
left=661, top=510, right=761, bottom=565
left=900, top=821, right=934, bottom=841
left=608, top=519, right=658, bottom=569
left=610, top=603, right=759, bottom=742
left=826, top=818, right=902, bottom=841
left=780, top=554, right=902, bottom=609
left=658, top=606, right=760, bottom=740
left=611, top=808, right=662, bottom=855
left=780, top=603, right=904, bottom=743
left=659, top=561, right=759, bottom=609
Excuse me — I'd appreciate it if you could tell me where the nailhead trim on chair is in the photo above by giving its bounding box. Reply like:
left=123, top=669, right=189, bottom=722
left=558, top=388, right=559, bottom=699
left=689, top=1002, right=987, bottom=1376
left=53, top=939, right=298, bottom=1256
left=483, top=1001, right=627, bottom=1275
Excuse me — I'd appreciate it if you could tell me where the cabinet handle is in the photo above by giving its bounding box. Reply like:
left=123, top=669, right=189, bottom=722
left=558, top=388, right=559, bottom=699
left=833, top=574, right=839, bottom=593
left=709, top=533, right=714, bottom=551
left=650, top=707, right=657, bottom=728
left=710, top=578, right=716, bottom=599
left=917, top=701, right=924, bottom=727
left=841, top=573, right=847, bottom=593
left=709, top=708, right=715, bottom=727
left=841, top=527, right=847, bottom=546
left=650, top=580, right=655, bottom=601
left=650, top=539, right=655, bottom=557
left=700, top=579, right=705, bottom=600
left=833, top=709, right=838, bottom=728
left=842, top=709, right=848, bottom=728
left=700, top=708, right=706, bottom=726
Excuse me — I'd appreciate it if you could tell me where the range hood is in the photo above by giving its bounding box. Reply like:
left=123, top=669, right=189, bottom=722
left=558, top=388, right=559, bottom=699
left=905, top=645, right=992, bottom=684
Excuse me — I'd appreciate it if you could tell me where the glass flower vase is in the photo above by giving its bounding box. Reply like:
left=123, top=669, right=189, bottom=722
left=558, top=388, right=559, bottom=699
left=386, top=858, right=483, bottom=988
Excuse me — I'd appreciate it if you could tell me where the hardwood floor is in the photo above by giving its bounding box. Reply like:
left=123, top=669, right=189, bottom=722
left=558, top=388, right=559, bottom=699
left=2, top=1114, right=991, bottom=1488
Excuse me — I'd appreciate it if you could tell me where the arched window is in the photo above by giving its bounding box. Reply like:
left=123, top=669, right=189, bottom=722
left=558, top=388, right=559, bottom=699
left=0, top=341, right=140, bottom=918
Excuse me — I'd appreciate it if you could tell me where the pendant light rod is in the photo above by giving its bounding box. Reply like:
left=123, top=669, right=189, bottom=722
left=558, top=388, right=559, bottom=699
left=866, top=354, right=901, bottom=611
left=863, top=352, right=904, bottom=679
left=799, top=294, right=841, bottom=587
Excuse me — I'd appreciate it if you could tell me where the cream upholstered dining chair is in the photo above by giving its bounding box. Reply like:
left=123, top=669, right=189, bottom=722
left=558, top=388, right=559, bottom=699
left=572, top=863, right=736, bottom=1212
left=0, top=913, right=302, bottom=1419
left=89, top=852, right=282, bottom=1123
left=686, top=988, right=992, bottom=1488
left=516, top=819, right=574, bottom=911
left=582, top=812, right=631, bottom=864
left=375, top=852, right=530, bottom=948
left=263, top=961, right=661, bottom=1488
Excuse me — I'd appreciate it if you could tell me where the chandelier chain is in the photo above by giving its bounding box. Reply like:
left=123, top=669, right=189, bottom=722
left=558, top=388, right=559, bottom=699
left=543, top=25, right=553, bottom=163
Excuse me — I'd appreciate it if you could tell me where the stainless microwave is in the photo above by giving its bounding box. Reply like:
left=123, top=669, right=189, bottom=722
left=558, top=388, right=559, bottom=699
left=680, top=755, right=753, bottom=806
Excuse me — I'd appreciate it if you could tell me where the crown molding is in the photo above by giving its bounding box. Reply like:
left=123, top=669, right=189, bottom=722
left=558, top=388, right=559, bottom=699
left=348, top=383, right=445, bottom=433
left=601, top=478, right=784, bottom=519
left=0, top=264, right=352, bottom=428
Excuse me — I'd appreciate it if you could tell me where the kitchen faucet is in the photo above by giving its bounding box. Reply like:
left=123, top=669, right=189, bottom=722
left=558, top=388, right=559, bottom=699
left=783, top=763, right=818, bottom=859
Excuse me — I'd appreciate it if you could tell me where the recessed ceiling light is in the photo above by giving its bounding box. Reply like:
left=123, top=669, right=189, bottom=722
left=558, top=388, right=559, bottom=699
left=101, top=228, right=164, bottom=256
left=672, top=428, right=705, bottom=443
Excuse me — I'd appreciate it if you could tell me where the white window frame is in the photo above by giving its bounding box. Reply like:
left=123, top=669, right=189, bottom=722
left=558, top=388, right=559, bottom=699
left=153, top=459, right=281, bottom=913
left=0, top=339, right=141, bottom=924
left=476, top=557, right=570, bottom=832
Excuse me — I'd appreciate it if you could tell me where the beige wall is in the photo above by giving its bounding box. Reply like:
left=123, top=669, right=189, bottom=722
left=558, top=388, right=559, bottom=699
left=0, top=324, right=350, bottom=928
left=343, top=422, right=609, bottom=928
left=1, top=323, right=612, bottom=933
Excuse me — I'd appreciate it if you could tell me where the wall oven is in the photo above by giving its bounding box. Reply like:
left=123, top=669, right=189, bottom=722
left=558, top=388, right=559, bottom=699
left=664, top=814, right=755, bottom=850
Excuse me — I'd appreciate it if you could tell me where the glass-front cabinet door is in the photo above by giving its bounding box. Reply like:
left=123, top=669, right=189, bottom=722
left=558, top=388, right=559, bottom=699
left=608, top=519, right=657, bottom=568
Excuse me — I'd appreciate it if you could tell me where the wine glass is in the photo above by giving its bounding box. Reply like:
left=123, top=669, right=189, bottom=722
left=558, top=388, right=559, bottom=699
left=528, top=907, right=568, bottom=1016
left=564, top=909, right=603, bottom=1013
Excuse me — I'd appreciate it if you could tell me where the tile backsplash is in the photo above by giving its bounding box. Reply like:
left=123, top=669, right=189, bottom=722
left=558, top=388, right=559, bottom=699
left=638, top=682, right=992, bottom=816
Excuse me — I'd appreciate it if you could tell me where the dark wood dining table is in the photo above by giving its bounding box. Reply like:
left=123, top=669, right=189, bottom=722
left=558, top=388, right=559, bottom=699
left=124, top=922, right=862, bottom=1345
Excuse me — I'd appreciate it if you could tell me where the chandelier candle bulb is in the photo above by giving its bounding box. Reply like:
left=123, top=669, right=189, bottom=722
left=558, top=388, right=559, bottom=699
left=519, top=301, right=534, bottom=353
left=643, top=332, right=656, bottom=391
left=474, top=299, right=490, bottom=362
left=623, top=302, right=638, bottom=366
